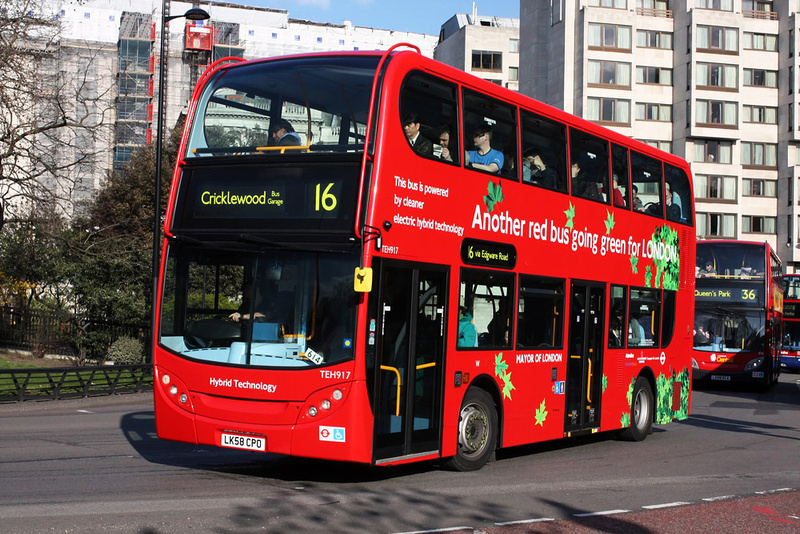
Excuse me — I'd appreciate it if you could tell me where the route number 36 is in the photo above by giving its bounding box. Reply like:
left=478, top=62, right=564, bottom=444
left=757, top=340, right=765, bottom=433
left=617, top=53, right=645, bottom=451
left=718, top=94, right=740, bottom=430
left=740, top=289, right=756, bottom=300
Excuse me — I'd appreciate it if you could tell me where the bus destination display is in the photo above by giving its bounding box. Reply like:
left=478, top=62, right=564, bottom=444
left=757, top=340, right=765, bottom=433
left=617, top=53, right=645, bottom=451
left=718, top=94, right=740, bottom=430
left=694, top=281, right=764, bottom=306
left=173, top=164, right=357, bottom=232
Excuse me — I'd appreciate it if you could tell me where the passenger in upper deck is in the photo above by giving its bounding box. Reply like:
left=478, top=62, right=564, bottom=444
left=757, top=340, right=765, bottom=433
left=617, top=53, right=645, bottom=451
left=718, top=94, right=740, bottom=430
left=465, top=125, right=503, bottom=174
left=571, top=155, right=601, bottom=200
left=438, top=125, right=453, bottom=162
left=612, top=174, right=626, bottom=207
left=698, top=260, right=717, bottom=277
left=270, top=118, right=302, bottom=147
left=402, top=112, right=433, bottom=156
left=522, top=149, right=558, bottom=188
left=631, top=184, right=644, bottom=212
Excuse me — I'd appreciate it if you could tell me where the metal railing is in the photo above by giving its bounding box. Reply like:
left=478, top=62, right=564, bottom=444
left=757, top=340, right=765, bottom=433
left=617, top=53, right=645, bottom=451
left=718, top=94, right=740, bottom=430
left=0, top=364, right=153, bottom=402
left=0, top=305, right=148, bottom=360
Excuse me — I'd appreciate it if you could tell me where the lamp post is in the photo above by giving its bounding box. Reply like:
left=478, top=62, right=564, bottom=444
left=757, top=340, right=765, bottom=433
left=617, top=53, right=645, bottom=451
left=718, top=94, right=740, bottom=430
left=152, top=5, right=209, bottom=356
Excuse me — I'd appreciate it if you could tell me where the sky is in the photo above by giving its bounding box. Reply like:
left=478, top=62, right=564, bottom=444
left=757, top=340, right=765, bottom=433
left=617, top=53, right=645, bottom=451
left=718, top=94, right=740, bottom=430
left=223, top=0, right=520, bottom=36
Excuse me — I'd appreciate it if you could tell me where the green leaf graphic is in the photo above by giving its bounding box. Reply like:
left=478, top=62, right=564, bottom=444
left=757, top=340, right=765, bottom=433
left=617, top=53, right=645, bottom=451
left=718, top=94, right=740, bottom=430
left=494, top=353, right=508, bottom=376
left=484, top=181, right=503, bottom=212
left=502, top=372, right=515, bottom=400
left=535, top=399, right=548, bottom=426
left=630, top=254, right=639, bottom=274
left=564, top=202, right=575, bottom=229
left=604, top=210, right=615, bottom=235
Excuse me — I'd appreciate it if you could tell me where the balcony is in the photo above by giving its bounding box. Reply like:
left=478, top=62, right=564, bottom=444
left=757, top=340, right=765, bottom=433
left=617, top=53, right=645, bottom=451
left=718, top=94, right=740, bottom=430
left=742, top=10, right=777, bottom=20
left=635, top=7, right=673, bottom=18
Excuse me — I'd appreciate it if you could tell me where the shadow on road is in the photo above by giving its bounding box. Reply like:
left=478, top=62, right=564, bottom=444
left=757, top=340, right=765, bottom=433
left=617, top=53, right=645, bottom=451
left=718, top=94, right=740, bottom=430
left=120, top=410, right=443, bottom=483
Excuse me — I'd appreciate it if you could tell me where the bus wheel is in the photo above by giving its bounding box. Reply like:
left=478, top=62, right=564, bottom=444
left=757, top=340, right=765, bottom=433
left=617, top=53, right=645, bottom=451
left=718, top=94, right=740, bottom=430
left=447, top=388, right=497, bottom=471
left=621, top=377, right=653, bottom=442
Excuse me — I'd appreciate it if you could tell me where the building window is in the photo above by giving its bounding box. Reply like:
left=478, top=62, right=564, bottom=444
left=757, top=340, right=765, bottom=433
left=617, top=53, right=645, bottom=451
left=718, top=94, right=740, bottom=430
left=508, top=66, right=519, bottom=81
left=588, top=23, right=632, bottom=50
left=696, top=0, right=733, bottom=11
left=697, top=212, right=736, bottom=238
left=742, top=178, right=776, bottom=197
left=117, top=98, right=149, bottom=121
left=742, top=105, right=777, bottom=124
left=636, top=66, right=672, bottom=85
left=588, top=0, right=627, bottom=7
left=212, top=45, right=245, bottom=61
left=695, top=174, right=737, bottom=200
left=694, top=140, right=733, bottom=164
left=741, top=142, right=777, bottom=167
left=509, top=38, right=519, bottom=53
left=742, top=216, right=776, bottom=234
left=636, top=29, right=672, bottom=49
left=118, top=39, right=151, bottom=72
left=743, top=32, right=778, bottom=51
left=551, top=0, right=563, bottom=25
left=472, top=50, right=502, bottom=71
left=743, top=68, right=778, bottom=87
left=696, top=62, right=737, bottom=89
left=696, top=100, right=737, bottom=126
left=743, top=0, right=775, bottom=14
left=635, top=102, right=672, bottom=121
left=587, top=97, right=630, bottom=124
left=588, top=60, right=631, bottom=87
left=697, top=25, right=738, bottom=53
left=638, top=139, right=672, bottom=153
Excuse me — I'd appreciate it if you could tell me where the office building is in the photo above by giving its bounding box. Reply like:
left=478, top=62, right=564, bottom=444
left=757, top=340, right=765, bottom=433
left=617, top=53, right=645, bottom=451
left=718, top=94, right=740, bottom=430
left=519, top=1, right=800, bottom=271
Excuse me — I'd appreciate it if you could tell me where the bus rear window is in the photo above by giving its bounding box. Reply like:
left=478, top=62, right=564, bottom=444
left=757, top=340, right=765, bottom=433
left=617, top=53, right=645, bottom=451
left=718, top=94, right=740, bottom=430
left=186, top=56, right=380, bottom=157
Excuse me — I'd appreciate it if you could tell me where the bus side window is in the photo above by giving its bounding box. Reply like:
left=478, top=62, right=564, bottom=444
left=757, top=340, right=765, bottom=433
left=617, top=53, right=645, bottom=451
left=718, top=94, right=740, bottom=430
left=399, top=71, right=460, bottom=165
left=517, top=275, right=565, bottom=349
left=664, top=163, right=692, bottom=225
left=629, top=287, right=661, bottom=348
left=661, top=290, right=676, bottom=347
left=568, top=127, right=610, bottom=204
left=462, top=88, right=518, bottom=180
left=610, top=143, right=631, bottom=209
left=520, top=109, right=568, bottom=193
left=631, top=150, right=664, bottom=218
left=458, top=268, right=515, bottom=350
left=608, top=285, right=627, bottom=349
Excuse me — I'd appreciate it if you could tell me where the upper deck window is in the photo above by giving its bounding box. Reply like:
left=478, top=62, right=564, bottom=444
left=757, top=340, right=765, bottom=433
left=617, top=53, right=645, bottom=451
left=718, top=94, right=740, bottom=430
left=185, top=56, right=380, bottom=158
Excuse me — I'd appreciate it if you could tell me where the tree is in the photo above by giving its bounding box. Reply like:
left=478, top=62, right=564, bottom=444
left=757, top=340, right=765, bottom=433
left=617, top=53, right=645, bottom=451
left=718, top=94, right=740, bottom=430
left=0, top=0, right=114, bottom=223
left=69, top=115, right=186, bottom=324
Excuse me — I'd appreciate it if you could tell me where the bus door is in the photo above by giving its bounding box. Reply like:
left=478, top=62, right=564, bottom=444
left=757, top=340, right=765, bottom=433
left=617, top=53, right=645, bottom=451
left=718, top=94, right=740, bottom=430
left=565, top=281, right=605, bottom=433
left=373, top=263, right=447, bottom=463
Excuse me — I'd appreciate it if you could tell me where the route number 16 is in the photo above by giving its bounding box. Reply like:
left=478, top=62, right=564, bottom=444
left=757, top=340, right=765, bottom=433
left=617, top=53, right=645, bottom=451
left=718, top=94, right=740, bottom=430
left=315, top=183, right=337, bottom=212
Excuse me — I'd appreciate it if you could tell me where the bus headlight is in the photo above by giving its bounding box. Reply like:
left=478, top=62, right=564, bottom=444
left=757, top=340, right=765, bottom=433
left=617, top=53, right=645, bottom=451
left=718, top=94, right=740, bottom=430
left=744, top=357, right=764, bottom=371
left=691, top=358, right=699, bottom=369
left=299, top=384, right=351, bottom=423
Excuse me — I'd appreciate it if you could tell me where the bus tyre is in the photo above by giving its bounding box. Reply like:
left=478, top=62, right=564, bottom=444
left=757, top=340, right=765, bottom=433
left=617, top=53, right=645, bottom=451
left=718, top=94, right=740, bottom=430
left=621, top=377, right=653, bottom=442
left=447, top=388, right=497, bottom=471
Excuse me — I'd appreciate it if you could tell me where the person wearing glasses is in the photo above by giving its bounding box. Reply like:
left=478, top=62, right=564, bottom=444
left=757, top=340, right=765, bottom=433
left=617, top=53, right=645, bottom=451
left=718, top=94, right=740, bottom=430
left=465, top=125, right=503, bottom=174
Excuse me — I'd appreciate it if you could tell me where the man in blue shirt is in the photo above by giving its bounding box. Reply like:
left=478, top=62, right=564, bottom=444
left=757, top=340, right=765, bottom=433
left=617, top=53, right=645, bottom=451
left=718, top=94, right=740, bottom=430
left=466, top=125, right=503, bottom=174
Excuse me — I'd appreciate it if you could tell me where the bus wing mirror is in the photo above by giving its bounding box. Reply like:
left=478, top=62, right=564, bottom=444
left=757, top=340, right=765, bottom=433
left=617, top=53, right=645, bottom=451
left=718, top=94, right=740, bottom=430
left=354, top=267, right=373, bottom=292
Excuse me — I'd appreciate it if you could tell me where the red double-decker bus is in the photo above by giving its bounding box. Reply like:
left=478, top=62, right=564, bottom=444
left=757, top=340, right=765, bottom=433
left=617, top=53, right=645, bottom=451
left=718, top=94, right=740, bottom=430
left=693, top=241, right=782, bottom=387
left=153, top=45, right=694, bottom=470
left=780, top=274, right=800, bottom=373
